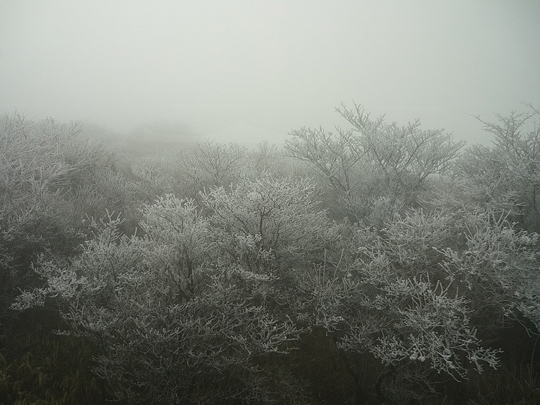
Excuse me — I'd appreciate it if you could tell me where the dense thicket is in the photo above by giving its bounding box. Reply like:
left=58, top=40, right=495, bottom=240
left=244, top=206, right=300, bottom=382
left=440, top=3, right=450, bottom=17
left=2, top=106, right=539, bottom=404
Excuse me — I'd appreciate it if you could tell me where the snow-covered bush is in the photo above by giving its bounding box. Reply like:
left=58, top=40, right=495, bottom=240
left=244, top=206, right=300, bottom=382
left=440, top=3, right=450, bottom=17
left=285, top=103, right=464, bottom=222
left=174, top=141, right=248, bottom=202
left=12, top=193, right=311, bottom=403
left=302, top=207, right=505, bottom=402
left=0, top=114, right=120, bottom=354
left=440, top=210, right=540, bottom=334
left=454, top=106, right=540, bottom=231
left=202, top=175, right=340, bottom=274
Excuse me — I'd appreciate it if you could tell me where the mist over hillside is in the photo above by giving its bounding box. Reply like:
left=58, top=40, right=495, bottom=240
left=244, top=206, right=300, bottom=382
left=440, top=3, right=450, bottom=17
left=2, top=1, right=540, bottom=402
left=204, top=121, right=289, bottom=145
left=2, top=1, right=539, bottom=146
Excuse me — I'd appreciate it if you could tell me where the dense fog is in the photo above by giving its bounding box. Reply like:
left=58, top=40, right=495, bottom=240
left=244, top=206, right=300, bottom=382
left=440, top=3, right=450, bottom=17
left=1, top=0, right=539, bottom=144
left=2, top=1, right=540, bottom=404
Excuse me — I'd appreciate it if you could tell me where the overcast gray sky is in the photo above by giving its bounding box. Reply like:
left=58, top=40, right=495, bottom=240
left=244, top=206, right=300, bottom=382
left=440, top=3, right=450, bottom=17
left=1, top=0, right=539, bottom=144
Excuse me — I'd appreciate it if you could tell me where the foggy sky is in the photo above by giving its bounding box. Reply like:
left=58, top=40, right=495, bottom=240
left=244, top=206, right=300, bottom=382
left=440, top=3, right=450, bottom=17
left=1, top=0, right=539, bottom=145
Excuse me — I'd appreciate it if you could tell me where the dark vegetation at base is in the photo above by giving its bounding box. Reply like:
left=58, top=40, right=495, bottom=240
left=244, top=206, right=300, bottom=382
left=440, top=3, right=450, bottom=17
left=1, top=107, right=540, bottom=404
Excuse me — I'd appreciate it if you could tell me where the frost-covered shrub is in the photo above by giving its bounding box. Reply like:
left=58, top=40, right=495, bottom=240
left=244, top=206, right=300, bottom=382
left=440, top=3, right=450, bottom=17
left=202, top=175, right=340, bottom=274
left=285, top=103, right=464, bottom=221
left=12, top=198, right=307, bottom=403
left=365, top=209, right=464, bottom=277
left=454, top=106, right=540, bottom=231
left=174, top=141, right=248, bottom=201
left=440, top=210, right=540, bottom=333
left=343, top=277, right=500, bottom=367
left=0, top=114, right=120, bottom=354
left=301, top=207, right=505, bottom=402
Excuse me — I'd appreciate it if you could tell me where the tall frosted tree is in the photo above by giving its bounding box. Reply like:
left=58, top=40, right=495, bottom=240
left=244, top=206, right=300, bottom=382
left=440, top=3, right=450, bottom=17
left=285, top=103, right=464, bottom=222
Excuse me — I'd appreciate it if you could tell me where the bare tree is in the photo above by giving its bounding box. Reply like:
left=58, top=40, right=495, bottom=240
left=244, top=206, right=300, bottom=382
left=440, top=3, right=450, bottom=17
left=286, top=103, right=465, bottom=222
left=456, top=105, right=540, bottom=231
left=174, top=141, right=247, bottom=201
